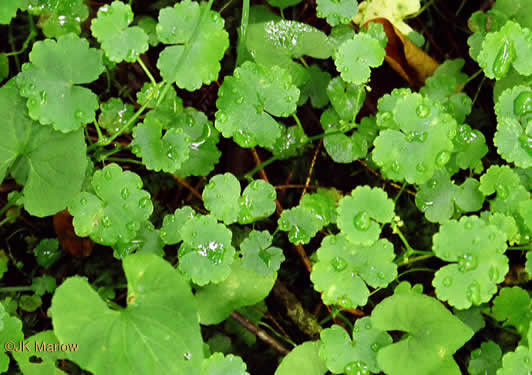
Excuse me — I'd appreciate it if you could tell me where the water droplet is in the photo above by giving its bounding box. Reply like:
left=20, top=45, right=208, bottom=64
left=138, top=197, right=150, bottom=208
left=380, top=111, right=392, bottom=122
left=160, top=230, right=167, bottom=239
left=513, top=91, right=532, bottom=116
left=127, top=221, right=139, bottom=232
left=344, top=361, right=370, bottom=375
left=330, top=256, right=348, bottom=272
left=104, top=169, right=112, bottom=180
left=371, top=343, right=380, bottom=352
left=488, top=232, right=497, bottom=240
left=472, top=237, right=480, bottom=245
left=493, top=39, right=516, bottom=79
left=365, top=321, right=372, bottom=329
left=131, top=145, right=141, bottom=154
left=466, top=281, right=481, bottom=305
left=217, top=111, right=227, bottom=122
left=286, top=95, right=293, bottom=102
left=435, top=151, right=451, bottom=167
left=524, top=355, right=530, bottom=365
left=457, top=253, right=477, bottom=272
left=353, top=211, right=371, bottom=231
left=443, top=276, right=453, bottom=287
left=464, top=220, right=473, bottom=230
left=377, top=271, right=385, bottom=280
left=488, top=266, right=500, bottom=281
left=80, top=198, right=87, bottom=205
left=40, top=91, right=47, bottom=104
left=416, top=162, right=426, bottom=173
left=414, top=131, right=428, bottom=142
left=519, top=133, right=532, bottom=157
left=121, top=187, right=130, bottom=200
left=75, top=110, right=84, bottom=120
left=235, top=96, right=244, bottom=104
left=102, top=216, right=112, bottom=228
left=29, top=98, right=37, bottom=107
left=391, top=160, right=400, bottom=172
left=496, top=184, right=509, bottom=200
left=416, top=103, right=430, bottom=118
left=184, top=352, right=192, bottom=360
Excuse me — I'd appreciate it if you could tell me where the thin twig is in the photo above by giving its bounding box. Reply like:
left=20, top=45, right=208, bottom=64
left=230, top=311, right=290, bottom=355
left=171, top=175, right=203, bottom=201
left=300, top=140, right=322, bottom=203
left=357, top=160, right=416, bottom=197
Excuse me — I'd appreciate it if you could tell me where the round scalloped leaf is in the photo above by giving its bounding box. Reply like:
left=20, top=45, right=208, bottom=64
left=137, top=82, right=183, bottom=111
left=201, top=353, right=249, bottom=375
left=497, top=345, right=532, bottom=375
left=238, top=180, right=277, bottom=224
left=469, top=342, right=503, bottom=375
left=278, top=206, right=323, bottom=245
left=372, top=93, right=457, bottom=184
left=319, top=318, right=392, bottom=374
left=215, top=61, right=299, bottom=148
left=495, top=117, right=532, bottom=167
left=432, top=216, right=508, bottom=309
left=492, top=287, right=532, bottom=338
left=479, top=165, right=521, bottom=197
left=477, top=21, right=532, bottom=79
left=131, top=117, right=191, bottom=173
left=156, top=0, right=229, bottom=90
left=451, top=124, right=488, bottom=171
left=321, top=108, right=368, bottom=163
left=112, top=222, right=164, bottom=260
left=0, top=0, right=21, bottom=24
left=160, top=206, right=196, bottom=245
left=327, top=76, right=366, bottom=122
left=316, top=0, right=358, bottom=26
left=98, top=98, right=135, bottom=135
left=68, top=163, right=153, bottom=246
left=15, top=33, right=104, bottom=132
left=173, top=108, right=221, bottom=177
left=300, top=189, right=339, bottom=225
left=337, top=186, right=394, bottom=245
left=335, top=33, right=385, bottom=84
left=310, top=234, right=397, bottom=309
left=194, top=258, right=276, bottom=324
left=240, top=230, right=284, bottom=275
left=494, top=85, right=532, bottom=121
left=298, top=65, right=331, bottom=109
left=202, top=173, right=241, bottom=225
left=371, top=288, right=474, bottom=375
left=137, top=16, right=159, bottom=47
left=0, top=80, right=88, bottom=217
left=50, top=253, right=204, bottom=375
left=178, top=215, right=235, bottom=286
left=268, top=125, right=308, bottom=159
left=91, top=1, right=149, bottom=63
left=29, top=0, right=89, bottom=38
left=275, top=341, right=328, bottom=375
left=416, top=170, right=484, bottom=223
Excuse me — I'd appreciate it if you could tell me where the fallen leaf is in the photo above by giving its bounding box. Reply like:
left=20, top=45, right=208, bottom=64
left=53, top=210, right=93, bottom=257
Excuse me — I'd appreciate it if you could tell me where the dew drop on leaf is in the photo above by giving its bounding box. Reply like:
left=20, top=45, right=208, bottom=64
left=416, top=162, right=426, bottom=173
left=40, top=91, right=47, bottom=104
left=75, top=110, right=84, bottom=120
left=435, top=151, right=451, bottom=167
left=371, top=343, right=380, bottom=352
left=416, top=103, right=430, bottom=118
left=377, top=271, right=385, bottom=279
left=80, top=198, right=87, bottom=205
left=121, top=187, right=130, bottom=200
left=353, top=211, right=371, bottom=231
left=127, top=221, right=139, bottom=232
left=518, top=134, right=532, bottom=157
left=160, top=230, right=167, bottom=239
left=184, top=352, right=192, bottom=361
left=364, top=321, right=371, bottom=329
left=104, top=169, right=112, bottom=180
left=330, top=256, right=348, bottom=272
left=391, top=160, right=400, bottom=172
left=488, top=265, right=500, bottom=281
left=235, top=96, right=244, bottom=104
left=513, top=91, right=532, bottom=117
left=457, top=253, right=477, bottom=272
left=492, top=39, right=516, bottom=79
left=488, top=232, right=497, bottom=240
left=466, top=281, right=481, bottom=305
left=138, top=197, right=150, bottom=208
left=102, top=216, right=112, bottom=228
left=443, top=276, right=453, bottom=287
left=344, top=360, right=370, bottom=375
left=496, top=184, right=509, bottom=200
left=131, top=145, right=141, bottom=154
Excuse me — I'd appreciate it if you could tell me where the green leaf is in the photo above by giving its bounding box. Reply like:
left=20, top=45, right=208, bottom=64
left=0, top=0, right=21, bottom=24
left=492, top=287, right=532, bottom=339
left=178, top=215, right=235, bottom=286
left=497, top=345, right=532, bottom=375
left=450, top=124, right=488, bottom=172
left=477, top=21, right=532, bottom=79
left=337, top=186, right=395, bottom=246
left=203, top=173, right=241, bottom=224
left=298, top=65, right=331, bottom=109
left=0, top=80, right=88, bottom=217
left=137, top=16, right=159, bottom=47
left=278, top=206, right=323, bottom=245
left=453, top=306, right=486, bottom=333
left=32, top=275, right=56, bottom=296
left=300, top=189, right=339, bottom=225
left=19, top=294, right=42, bottom=311
left=195, top=258, right=276, bottom=324
left=240, top=230, right=284, bottom=275
left=0, top=303, right=23, bottom=372
left=131, top=115, right=192, bottom=173
left=98, top=97, right=135, bottom=135
left=311, top=234, right=397, bottom=308
left=215, top=61, right=299, bottom=148
left=268, top=125, right=309, bottom=159
left=238, top=180, right=277, bottom=224
left=15, top=33, right=104, bottom=132
left=327, top=76, right=366, bottom=122
left=112, top=221, right=164, bottom=259
left=51, top=253, right=204, bottom=375
left=160, top=206, right=196, bottom=245
left=371, top=287, right=474, bottom=375
left=467, top=341, right=502, bottom=375
left=372, top=92, right=457, bottom=184
left=91, top=1, right=149, bottom=63
left=316, top=0, right=358, bottom=27
left=432, top=216, right=508, bottom=309
left=0, top=54, right=8, bottom=81
left=493, top=0, right=532, bottom=28
left=68, top=163, right=153, bottom=246
left=275, top=341, right=328, bottom=375
left=201, top=353, right=249, bottom=375
left=267, top=0, right=301, bottom=8
left=319, top=318, right=392, bottom=374
left=11, top=331, right=69, bottom=375
left=335, top=33, right=386, bottom=84
left=156, top=0, right=229, bottom=90
left=27, top=0, right=89, bottom=38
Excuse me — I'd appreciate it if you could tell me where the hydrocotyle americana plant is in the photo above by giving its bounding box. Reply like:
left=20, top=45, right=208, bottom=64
left=0, top=0, right=532, bottom=374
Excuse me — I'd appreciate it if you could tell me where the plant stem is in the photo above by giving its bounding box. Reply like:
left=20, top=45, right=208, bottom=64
left=231, top=311, right=290, bottom=355
left=5, top=14, right=37, bottom=57
left=104, top=157, right=144, bottom=166
left=391, top=223, right=414, bottom=253
left=136, top=56, right=157, bottom=86
left=0, top=286, right=33, bottom=293
left=396, top=256, right=434, bottom=268
left=292, top=113, right=305, bottom=134
left=240, top=0, right=250, bottom=41
left=393, top=183, right=407, bottom=203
